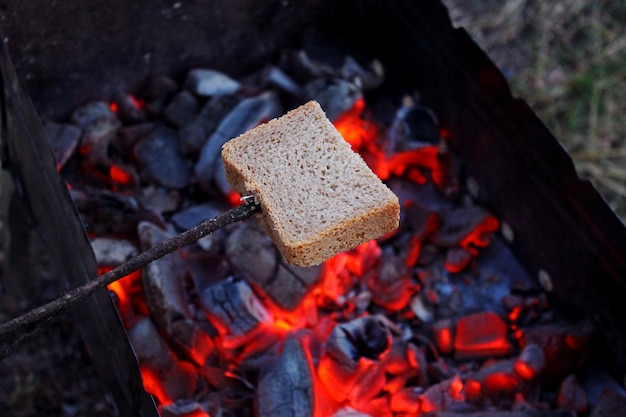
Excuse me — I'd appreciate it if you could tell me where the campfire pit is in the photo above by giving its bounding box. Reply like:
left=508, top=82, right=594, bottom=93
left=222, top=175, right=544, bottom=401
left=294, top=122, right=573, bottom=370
left=2, top=1, right=626, bottom=417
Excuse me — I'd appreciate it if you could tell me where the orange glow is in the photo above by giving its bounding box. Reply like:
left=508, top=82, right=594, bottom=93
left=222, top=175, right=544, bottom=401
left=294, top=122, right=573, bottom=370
left=565, top=334, right=583, bottom=351
left=128, top=95, right=144, bottom=109
left=406, top=166, right=428, bottom=184
left=405, top=235, right=422, bottom=267
left=317, top=354, right=377, bottom=403
left=183, top=411, right=211, bottom=417
left=110, top=95, right=144, bottom=114
left=434, top=326, right=453, bottom=355
left=449, top=374, right=464, bottom=401
left=514, top=360, right=535, bottom=380
left=334, top=98, right=377, bottom=151
left=464, top=379, right=482, bottom=401
left=318, top=241, right=381, bottom=303
left=109, top=164, right=134, bottom=185
left=225, top=190, right=241, bottom=206
left=483, top=372, right=519, bottom=395
left=94, top=96, right=509, bottom=416
left=420, top=396, right=435, bottom=413
left=140, top=365, right=173, bottom=406
left=334, top=99, right=446, bottom=189
left=105, top=269, right=138, bottom=312
left=454, top=312, right=512, bottom=359
left=508, top=305, right=523, bottom=322
left=460, top=215, right=499, bottom=254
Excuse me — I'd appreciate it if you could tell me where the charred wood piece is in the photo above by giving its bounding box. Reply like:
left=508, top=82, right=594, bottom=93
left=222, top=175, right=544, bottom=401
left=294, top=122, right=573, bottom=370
left=318, top=315, right=391, bottom=402
left=226, top=223, right=320, bottom=310
left=194, top=91, right=282, bottom=193
left=133, top=125, right=192, bottom=189
left=91, top=237, right=139, bottom=267
left=139, top=221, right=213, bottom=364
left=430, top=206, right=496, bottom=249
left=184, top=68, right=241, bottom=97
left=256, top=336, right=314, bottom=417
left=43, top=120, right=81, bottom=170
left=200, top=277, right=270, bottom=346
left=128, top=317, right=198, bottom=402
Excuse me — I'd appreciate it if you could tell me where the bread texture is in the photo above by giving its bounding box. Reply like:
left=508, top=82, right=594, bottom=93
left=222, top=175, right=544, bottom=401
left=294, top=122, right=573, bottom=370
left=221, top=101, right=400, bottom=266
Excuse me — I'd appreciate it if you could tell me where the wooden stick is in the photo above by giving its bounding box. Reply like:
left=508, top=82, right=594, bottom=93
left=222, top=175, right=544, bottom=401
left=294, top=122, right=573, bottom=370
left=0, top=198, right=261, bottom=344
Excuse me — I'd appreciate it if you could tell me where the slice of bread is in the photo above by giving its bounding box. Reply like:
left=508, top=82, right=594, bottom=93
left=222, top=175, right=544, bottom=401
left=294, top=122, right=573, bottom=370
left=221, top=100, right=400, bottom=266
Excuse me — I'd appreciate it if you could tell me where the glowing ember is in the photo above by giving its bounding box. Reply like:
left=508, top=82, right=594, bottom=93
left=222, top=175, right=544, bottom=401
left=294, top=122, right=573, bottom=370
left=454, top=312, right=512, bottom=360
left=79, top=90, right=562, bottom=417
left=333, top=97, right=377, bottom=151
left=109, top=164, right=134, bottom=185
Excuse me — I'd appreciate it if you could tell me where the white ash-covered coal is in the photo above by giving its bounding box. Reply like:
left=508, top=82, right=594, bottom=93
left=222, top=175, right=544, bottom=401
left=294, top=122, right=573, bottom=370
left=48, top=37, right=626, bottom=417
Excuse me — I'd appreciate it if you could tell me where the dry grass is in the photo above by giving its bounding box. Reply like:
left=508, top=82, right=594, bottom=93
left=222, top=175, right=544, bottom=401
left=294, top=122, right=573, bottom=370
left=442, top=0, right=626, bottom=220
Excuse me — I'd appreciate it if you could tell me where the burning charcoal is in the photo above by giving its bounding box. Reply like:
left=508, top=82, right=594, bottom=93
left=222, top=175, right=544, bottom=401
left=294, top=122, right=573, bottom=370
left=405, top=200, right=441, bottom=238
left=590, top=387, right=626, bottom=417
left=368, top=251, right=413, bottom=311
left=171, top=202, right=227, bottom=251
left=138, top=186, right=181, bottom=216
left=410, top=293, right=435, bottom=323
left=557, top=374, right=588, bottom=413
left=418, top=243, right=440, bottom=266
left=225, top=222, right=277, bottom=286
left=133, top=125, right=192, bottom=189
left=43, top=120, right=81, bottom=170
left=90, top=236, right=138, bottom=267
left=256, top=336, right=314, bottom=417
left=113, top=122, right=162, bottom=156
left=340, top=56, right=384, bottom=91
left=454, top=312, right=512, bottom=360
left=432, top=319, right=455, bottom=355
left=171, top=203, right=225, bottom=231
left=445, top=247, right=473, bottom=273
left=462, top=358, right=545, bottom=410
left=200, top=277, right=271, bottom=347
left=278, top=49, right=334, bottom=79
left=522, top=322, right=592, bottom=384
left=390, top=386, right=422, bottom=413
left=388, top=102, right=441, bottom=151
left=226, top=223, right=321, bottom=310
left=140, top=74, right=180, bottom=116
left=430, top=206, right=498, bottom=250
left=318, top=315, right=391, bottom=402
left=160, top=400, right=208, bottom=417
left=127, top=317, right=198, bottom=402
left=421, top=412, right=576, bottom=417
left=112, top=92, right=146, bottom=124
left=419, top=375, right=468, bottom=413
left=139, top=221, right=214, bottom=365
left=138, top=222, right=190, bottom=320
left=514, top=344, right=545, bottom=381
left=71, top=100, right=116, bottom=127
left=184, top=68, right=241, bottom=97
left=384, top=340, right=429, bottom=391
left=304, top=77, right=361, bottom=121
left=194, top=92, right=281, bottom=192
left=79, top=114, right=122, bottom=167
left=71, top=190, right=148, bottom=235
left=262, top=66, right=306, bottom=99
left=164, top=90, right=199, bottom=127
left=187, top=252, right=231, bottom=295
left=179, top=95, right=240, bottom=155
left=265, top=263, right=321, bottom=311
